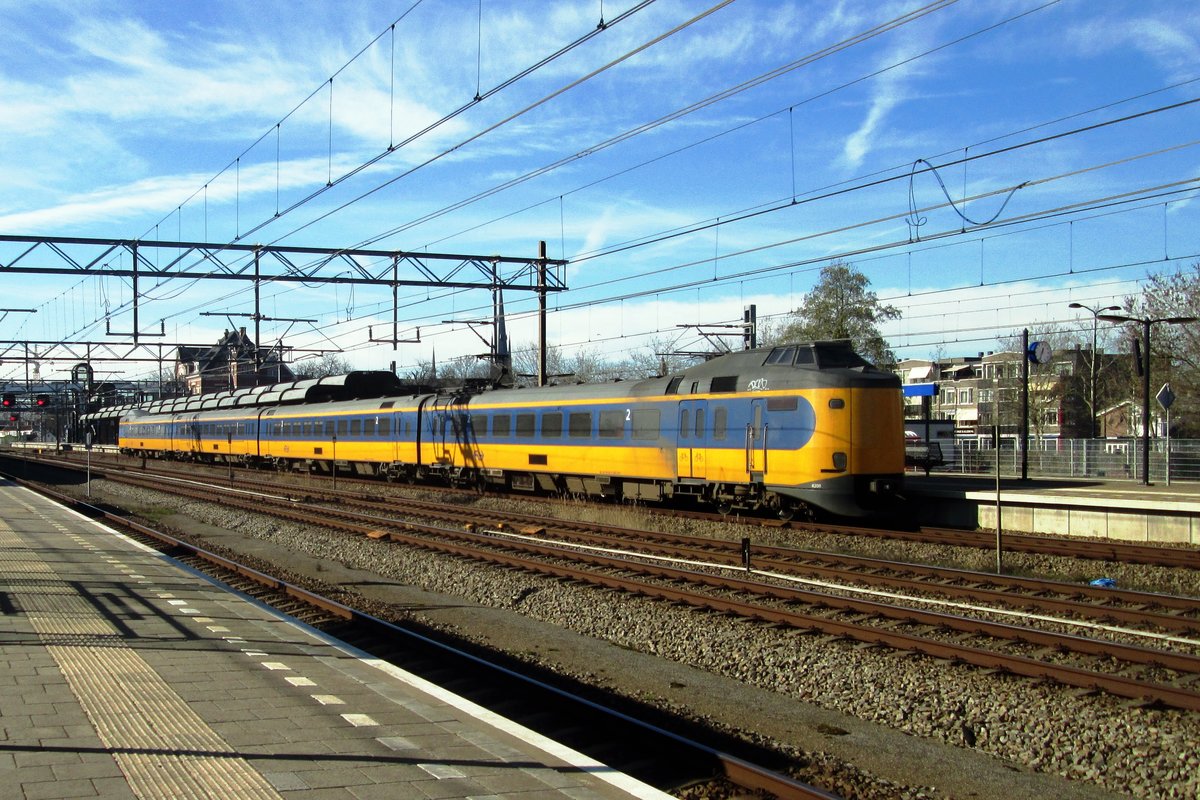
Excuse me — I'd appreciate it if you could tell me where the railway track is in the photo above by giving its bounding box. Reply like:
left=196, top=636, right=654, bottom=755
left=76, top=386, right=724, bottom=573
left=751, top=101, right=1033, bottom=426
left=29, top=455, right=1200, bottom=713
left=33, top=452, right=1200, bottom=641
left=26, top=448, right=1200, bottom=569
left=3, top=469, right=834, bottom=800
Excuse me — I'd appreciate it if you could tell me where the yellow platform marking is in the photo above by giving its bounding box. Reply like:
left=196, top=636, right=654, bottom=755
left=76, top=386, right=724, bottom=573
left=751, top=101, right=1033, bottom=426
left=3, top=516, right=284, bottom=799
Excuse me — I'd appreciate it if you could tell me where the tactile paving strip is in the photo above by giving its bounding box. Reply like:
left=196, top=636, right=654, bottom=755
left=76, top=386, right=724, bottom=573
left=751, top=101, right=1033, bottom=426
left=2, top=514, right=283, bottom=799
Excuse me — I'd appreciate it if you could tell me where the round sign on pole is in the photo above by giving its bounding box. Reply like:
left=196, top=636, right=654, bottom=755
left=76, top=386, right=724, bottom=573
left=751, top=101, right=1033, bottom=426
left=1156, top=383, right=1175, bottom=410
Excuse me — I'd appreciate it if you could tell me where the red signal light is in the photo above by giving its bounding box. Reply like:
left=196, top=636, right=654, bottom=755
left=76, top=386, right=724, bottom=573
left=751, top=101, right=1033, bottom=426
left=35, top=394, right=49, bottom=407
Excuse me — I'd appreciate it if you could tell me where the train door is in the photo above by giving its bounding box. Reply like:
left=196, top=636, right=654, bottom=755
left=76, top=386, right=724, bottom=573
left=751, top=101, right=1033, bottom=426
left=676, top=399, right=708, bottom=479
left=419, top=396, right=451, bottom=466
left=190, top=414, right=202, bottom=455
left=746, top=399, right=767, bottom=482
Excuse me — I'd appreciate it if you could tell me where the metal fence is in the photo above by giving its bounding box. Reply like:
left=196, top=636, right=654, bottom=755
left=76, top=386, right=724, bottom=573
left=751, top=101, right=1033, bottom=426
left=947, top=439, right=1200, bottom=484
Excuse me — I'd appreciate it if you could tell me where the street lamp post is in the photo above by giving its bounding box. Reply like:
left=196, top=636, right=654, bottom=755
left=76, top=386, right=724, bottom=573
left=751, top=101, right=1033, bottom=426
left=1098, top=312, right=1198, bottom=485
left=1068, top=302, right=1120, bottom=440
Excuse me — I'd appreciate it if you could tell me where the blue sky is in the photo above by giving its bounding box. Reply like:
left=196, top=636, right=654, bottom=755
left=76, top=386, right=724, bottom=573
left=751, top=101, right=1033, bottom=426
left=1, top=0, right=1198, bottom=383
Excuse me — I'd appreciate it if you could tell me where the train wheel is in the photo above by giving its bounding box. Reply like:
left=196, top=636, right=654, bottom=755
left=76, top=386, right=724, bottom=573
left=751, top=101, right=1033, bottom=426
left=717, top=501, right=733, bottom=516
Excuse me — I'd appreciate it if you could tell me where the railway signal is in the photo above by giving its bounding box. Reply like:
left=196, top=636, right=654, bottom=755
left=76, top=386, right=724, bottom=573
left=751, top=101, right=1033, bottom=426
left=35, top=394, right=49, bottom=407
left=2, top=393, right=13, bottom=408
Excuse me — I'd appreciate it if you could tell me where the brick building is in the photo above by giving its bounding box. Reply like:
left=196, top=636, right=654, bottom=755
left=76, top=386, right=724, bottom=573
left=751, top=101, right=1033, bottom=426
left=175, top=328, right=294, bottom=396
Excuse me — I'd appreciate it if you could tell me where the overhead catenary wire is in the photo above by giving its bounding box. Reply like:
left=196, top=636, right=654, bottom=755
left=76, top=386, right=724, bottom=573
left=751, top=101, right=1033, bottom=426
left=24, top=3, right=1192, bottom=382
left=136, top=6, right=1176, bottom=350
left=355, top=0, right=966, bottom=250
left=405, top=0, right=1063, bottom=252
left=143, top=0, right=662, bottom=250
left=66, top=1, right=1073, bottom=343
left=195, top=184, right=1195, bottom=380
left=75, top=0, right=665, bottom=350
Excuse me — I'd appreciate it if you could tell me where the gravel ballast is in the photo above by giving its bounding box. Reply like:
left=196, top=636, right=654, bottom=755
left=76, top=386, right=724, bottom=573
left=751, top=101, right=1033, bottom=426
left=71, top=478, right=1200, bottom=799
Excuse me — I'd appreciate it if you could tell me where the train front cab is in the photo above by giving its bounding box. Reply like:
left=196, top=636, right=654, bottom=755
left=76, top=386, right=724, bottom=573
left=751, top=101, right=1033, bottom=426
left=764, top=347, right=905, bottom=519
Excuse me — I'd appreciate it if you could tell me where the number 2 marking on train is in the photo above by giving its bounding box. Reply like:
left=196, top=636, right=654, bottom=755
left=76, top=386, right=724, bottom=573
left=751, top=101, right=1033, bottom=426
left=625, top=409, right=631, bottom=421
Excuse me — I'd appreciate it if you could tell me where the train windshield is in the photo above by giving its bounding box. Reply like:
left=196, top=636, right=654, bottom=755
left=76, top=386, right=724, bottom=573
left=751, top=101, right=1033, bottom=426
left=765, top=342, right=874, bottom=370
left=812, top=342, right=873, bottom=369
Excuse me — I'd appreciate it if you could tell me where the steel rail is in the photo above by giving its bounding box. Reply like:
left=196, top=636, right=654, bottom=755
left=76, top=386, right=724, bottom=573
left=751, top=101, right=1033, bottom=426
left=34, top=447, right=1200, bottom=569
left=85, top=467, right=1200, bottom=710
left=19, top=452, right=1200, bottom=636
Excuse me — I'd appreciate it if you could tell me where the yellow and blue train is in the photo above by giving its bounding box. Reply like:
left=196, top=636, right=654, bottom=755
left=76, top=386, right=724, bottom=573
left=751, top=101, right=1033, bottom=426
left=102, top=341, right=905, bottom=519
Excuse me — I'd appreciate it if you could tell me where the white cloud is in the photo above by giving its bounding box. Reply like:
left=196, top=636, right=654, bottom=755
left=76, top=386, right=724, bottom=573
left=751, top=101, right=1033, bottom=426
left=842, top=89, right=902, bottom=169
left=1066, top=13, right=1199, bottom=78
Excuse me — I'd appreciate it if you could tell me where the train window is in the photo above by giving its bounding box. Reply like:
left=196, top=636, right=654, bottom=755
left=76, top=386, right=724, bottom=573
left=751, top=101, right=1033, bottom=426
left=516, top=413, right=536, bottom=438
left=493, top=414, right=511, bottom=436
left=713, top=406, right=727, bottom=440
left=711, top=376, right=737, bottom=393
left=632, top=409, right=659, bottom=440
left=541, top=412, right=563, bottom=438
left=471, top=415, right=485, bottom=437
left=379, top=401, right=394, bottom=409
left=351, top=419, right=362, bottom=436
left=794, top=347, right=815, bottom=365
left=694, top=408, right=705, bottom=439
left=599, top=410, right=624, bottom=438
left=379, top=418, right=390, bottom=436
left=337, top=420, right=348, bottom=436
left=679, top=408, right=690, bottom=440
left=325, top=421, right=335, bottom=437
left=665, top=376, right=684, bottom=394
left=812, top=342, right=870, bottom=369
left=765, top=346, right=796, bottom=365
left=828, top=398, right=845, bottom=409
left=568, top=412, right=591, bottom=438
left=768, top=397, right=798, bottom=411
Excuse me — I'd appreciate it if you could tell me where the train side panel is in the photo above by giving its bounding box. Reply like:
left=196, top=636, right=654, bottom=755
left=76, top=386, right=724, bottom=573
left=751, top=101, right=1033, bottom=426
left=259, top=399, right=424, bottom=476
left=111, top=341, right=903, bottom=518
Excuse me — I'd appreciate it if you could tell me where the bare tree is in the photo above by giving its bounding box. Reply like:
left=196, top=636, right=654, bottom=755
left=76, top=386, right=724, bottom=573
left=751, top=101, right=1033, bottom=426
left=292, top=353, right=353, bottom=380
left=624, top=336, right=703, bottom=379
left=435, top=354, right=491, bottom=385
left=1117, top=261, right=1200, bottom=436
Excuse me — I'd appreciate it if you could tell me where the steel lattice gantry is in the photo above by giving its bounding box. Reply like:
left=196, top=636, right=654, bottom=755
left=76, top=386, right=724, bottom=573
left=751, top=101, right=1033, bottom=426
left=0, top=235, right=568, bottom=373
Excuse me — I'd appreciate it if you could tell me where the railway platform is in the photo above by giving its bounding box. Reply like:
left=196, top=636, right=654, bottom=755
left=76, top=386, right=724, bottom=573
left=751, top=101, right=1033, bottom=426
left=906, top=473, right=1200, bottom=544
left=0, top=478, right=671, bottom=800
